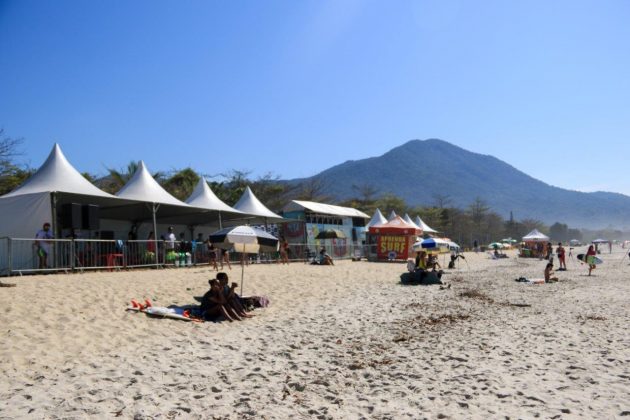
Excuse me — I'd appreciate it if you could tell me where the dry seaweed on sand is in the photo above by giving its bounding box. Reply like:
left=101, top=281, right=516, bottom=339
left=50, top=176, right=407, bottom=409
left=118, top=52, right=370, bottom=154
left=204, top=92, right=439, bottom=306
left=459, top=289, right=495, bottom=303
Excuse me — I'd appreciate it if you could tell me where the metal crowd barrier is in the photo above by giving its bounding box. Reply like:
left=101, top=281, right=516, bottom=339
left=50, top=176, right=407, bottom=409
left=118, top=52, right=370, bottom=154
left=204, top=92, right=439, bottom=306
left=0, top=238, right=371, bottom=276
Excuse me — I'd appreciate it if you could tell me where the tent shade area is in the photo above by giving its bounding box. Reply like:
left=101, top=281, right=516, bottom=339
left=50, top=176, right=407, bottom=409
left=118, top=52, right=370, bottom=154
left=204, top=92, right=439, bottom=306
left=366, top=216, right=422, bottom=261
left=0, top=144, right=267, bottom=275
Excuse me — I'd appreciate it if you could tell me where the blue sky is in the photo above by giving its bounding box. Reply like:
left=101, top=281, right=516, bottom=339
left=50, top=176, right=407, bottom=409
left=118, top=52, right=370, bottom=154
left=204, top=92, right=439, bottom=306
left=1, top=1, right=629, bottom=195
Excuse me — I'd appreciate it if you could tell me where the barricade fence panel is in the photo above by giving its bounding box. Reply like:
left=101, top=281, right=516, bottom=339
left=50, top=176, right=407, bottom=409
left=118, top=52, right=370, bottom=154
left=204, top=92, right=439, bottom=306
left=1, top=238, right=374, bottom=276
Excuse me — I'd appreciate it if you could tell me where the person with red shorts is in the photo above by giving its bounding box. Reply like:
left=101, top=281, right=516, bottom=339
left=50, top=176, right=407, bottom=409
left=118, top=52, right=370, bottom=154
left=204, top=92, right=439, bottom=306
left=556, top=242, right=566, bottom=271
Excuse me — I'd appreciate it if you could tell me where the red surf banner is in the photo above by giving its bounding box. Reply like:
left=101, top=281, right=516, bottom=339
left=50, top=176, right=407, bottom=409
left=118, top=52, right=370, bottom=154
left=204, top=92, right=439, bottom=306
left=377, top=235, right=411, bottom=260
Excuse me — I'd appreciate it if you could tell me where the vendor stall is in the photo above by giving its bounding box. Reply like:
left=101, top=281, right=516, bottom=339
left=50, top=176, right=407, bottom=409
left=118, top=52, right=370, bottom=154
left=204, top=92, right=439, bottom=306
left=366, top=216, right=422, bottom=261
left=520, top=229, right=550, bottom=258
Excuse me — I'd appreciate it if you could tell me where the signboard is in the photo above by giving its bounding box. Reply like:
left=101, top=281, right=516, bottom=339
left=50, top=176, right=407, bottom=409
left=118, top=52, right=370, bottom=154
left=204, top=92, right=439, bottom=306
left=376, top=235, right=410, bottom=260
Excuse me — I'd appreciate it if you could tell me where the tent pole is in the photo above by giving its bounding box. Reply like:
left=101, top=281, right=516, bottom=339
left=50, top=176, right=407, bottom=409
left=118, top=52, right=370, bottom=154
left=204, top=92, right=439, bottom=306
left=219, top=212, right=223, bottom=230
left=51, top=192, right=58, bottom=269
left=240, top=259, right=245, bottom=296
left=152, top=203, right=159, bottom=267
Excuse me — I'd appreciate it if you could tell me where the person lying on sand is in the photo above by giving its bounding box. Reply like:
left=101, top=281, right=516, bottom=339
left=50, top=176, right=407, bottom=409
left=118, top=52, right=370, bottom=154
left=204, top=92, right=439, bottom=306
left=201, top=279, right=242, bottom=322
left=217, top=272, right=253, bottom=318
left=544, top=262, right=558, bottom=283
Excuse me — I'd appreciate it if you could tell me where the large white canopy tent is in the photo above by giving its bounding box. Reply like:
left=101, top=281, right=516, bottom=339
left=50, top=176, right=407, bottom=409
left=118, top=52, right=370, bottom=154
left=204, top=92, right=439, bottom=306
left=403, top=213, right=423, bottom=233
left=0, top=144, right=258, bottom=272
left=522, top=229, right=550, bottom=242
left=414, top=215, right=438, bottom=234
left=0, top=144, right=126, bottom=239
left=182, top=178, right=244, bottom=227
left=365, top=208, right=387, bottom=229
left=232, top=186, right=285, bottom=225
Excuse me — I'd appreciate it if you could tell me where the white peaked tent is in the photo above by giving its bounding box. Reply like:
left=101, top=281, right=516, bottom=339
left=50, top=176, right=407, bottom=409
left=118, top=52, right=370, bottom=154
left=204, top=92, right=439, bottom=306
left=388, top=210, right=398, bottom=221
left=414, top=216, right=438, bottom=234
left=116, top=161, right=185, bottom=206
left=232, top=186, right=285, bottom=224
left=403, top=213, right=423, bottom=232
left=0, top=144, right=121, bottom=239
left=0, top=144, right=135, bottom=273
left=366, top=208, right=387, bottom=229
left=3, top=144, right=116, bottom=200
left=522, top=229, right=549, bottom=242
left=111, top=161, right=191, bottom=264
left=185, top=179, right=244, bottom=228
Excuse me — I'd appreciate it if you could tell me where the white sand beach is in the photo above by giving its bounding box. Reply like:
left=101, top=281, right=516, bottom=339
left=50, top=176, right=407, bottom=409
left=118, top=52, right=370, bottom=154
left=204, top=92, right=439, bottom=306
left=1, top=247, right=629, bottom=419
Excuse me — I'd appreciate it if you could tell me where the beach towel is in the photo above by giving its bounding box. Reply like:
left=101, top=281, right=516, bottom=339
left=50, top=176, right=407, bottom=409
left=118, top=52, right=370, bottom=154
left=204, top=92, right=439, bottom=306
left=514, top=277, right=545, bottom=285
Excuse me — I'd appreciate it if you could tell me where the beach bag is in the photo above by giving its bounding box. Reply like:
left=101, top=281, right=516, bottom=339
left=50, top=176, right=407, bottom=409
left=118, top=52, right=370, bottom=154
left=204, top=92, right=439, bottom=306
left=243, top=295, right=270, bottom=308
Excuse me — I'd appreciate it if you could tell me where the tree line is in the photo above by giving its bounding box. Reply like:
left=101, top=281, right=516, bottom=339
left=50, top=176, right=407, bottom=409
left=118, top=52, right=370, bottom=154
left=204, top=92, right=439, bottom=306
left=1, top=130, right=626, bottom=245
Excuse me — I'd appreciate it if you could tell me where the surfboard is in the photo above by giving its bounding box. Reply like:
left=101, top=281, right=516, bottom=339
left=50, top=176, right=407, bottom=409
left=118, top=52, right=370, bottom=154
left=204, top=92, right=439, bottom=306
left=126, top=303, right=201, bottom=322
left=577, top=254, right=603, bottom=265
left=144, top=306, right=194, bottom=321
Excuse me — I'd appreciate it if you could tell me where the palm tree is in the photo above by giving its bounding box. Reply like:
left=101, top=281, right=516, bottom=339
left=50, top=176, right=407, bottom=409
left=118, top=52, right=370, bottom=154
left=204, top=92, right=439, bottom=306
left=102, top=161, right=163, bottom=194
left=161, top=168, right=200, bottom=201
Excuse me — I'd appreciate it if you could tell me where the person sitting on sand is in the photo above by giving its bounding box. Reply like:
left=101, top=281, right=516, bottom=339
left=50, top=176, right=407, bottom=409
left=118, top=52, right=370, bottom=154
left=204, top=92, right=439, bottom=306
left=427, top=253, right=441, bottom=270
left=318, top=247, right=334, bottom=265
left=415, top=251, right=427, bottom=271
left=201, top=279, right=242, bottom=321
left=544, top=262, right=558, bottom=283
left=217, top=272, right=253, bottom=318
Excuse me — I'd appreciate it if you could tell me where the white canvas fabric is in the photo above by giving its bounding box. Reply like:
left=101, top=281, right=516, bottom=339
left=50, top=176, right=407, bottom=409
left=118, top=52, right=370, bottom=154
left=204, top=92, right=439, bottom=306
left=116, top=161, right=188, bottom=206
left=371, top=215, right=420, bottom=232
left=366, top=208, right=387, bottom=229
left=387, top=210, right=398, bottom=221
left=403, top=214, right=423, bottom=230
left=283, top=200, right=369, bottom=218
left=0, top=192, right=52, bottom=239
left=414, top=216, right=438, bottom=234
left=186, top=179, right=242, bottom=213
left=232, top=186, right=283, bottom=219
left=522, top=229, right=550, bottom=242
left=2, top=144, right=114, bottom=198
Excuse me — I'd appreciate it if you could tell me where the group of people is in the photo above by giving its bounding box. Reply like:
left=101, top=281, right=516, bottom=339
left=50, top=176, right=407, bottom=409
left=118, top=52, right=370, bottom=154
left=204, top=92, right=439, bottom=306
left=408, top=250, right=444, bottom=283
left=200, top=272, right=253, bottom=322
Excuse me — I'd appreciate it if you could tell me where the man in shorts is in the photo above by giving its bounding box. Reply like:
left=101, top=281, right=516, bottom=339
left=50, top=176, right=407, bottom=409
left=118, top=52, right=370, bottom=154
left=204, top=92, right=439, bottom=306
left=35, top=222, right=54, bottom=269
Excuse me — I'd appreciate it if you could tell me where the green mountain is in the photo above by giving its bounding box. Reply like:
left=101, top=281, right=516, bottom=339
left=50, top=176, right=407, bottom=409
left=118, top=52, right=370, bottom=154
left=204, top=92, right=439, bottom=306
left=289, top=139, right=630, bottom=229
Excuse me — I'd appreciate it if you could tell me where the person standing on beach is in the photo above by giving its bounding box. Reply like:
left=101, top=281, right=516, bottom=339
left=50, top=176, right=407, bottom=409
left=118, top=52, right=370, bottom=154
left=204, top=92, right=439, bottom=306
left=221, top=248, right=232, bottom=270
left=556, top=242, right=566, bottom=271
left=279, top=236, right=290, bottom=265
left=586, top=245, right=597, bottom=276
left=207, top=241, right=218, bottom=271
left=165, top=227, right=176, bottom=252
left=34, top=222, right=53, bottom=269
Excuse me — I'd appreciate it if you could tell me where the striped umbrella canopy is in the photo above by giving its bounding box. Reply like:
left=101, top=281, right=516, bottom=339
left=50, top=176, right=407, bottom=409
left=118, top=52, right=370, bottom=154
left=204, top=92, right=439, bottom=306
left=412, top=237, right=450, bottom=251
left=209, top=225, right=279, bottom=253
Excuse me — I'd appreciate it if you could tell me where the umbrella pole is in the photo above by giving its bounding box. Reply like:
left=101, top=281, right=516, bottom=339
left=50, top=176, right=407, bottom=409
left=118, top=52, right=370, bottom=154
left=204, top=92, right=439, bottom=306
left=240, top=258, right=245, bottom=296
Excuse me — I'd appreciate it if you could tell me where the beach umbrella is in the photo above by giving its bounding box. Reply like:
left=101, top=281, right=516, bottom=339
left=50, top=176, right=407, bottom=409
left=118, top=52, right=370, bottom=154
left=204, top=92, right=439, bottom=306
left=448, top=241, right=461, bottom=251
left=489, top=242, right=504, bottom=249
left=209, top=225, right=279, bottom=295
left=592, top=238, right=609, bottom=244
left=412, top=237, right=450, bottom=252
left=315, top=229, right=347, bottom=240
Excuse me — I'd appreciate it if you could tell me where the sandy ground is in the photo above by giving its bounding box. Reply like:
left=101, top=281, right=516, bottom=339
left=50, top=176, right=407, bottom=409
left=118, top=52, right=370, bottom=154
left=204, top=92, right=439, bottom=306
left=1, top=246, right=629, bottom=419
